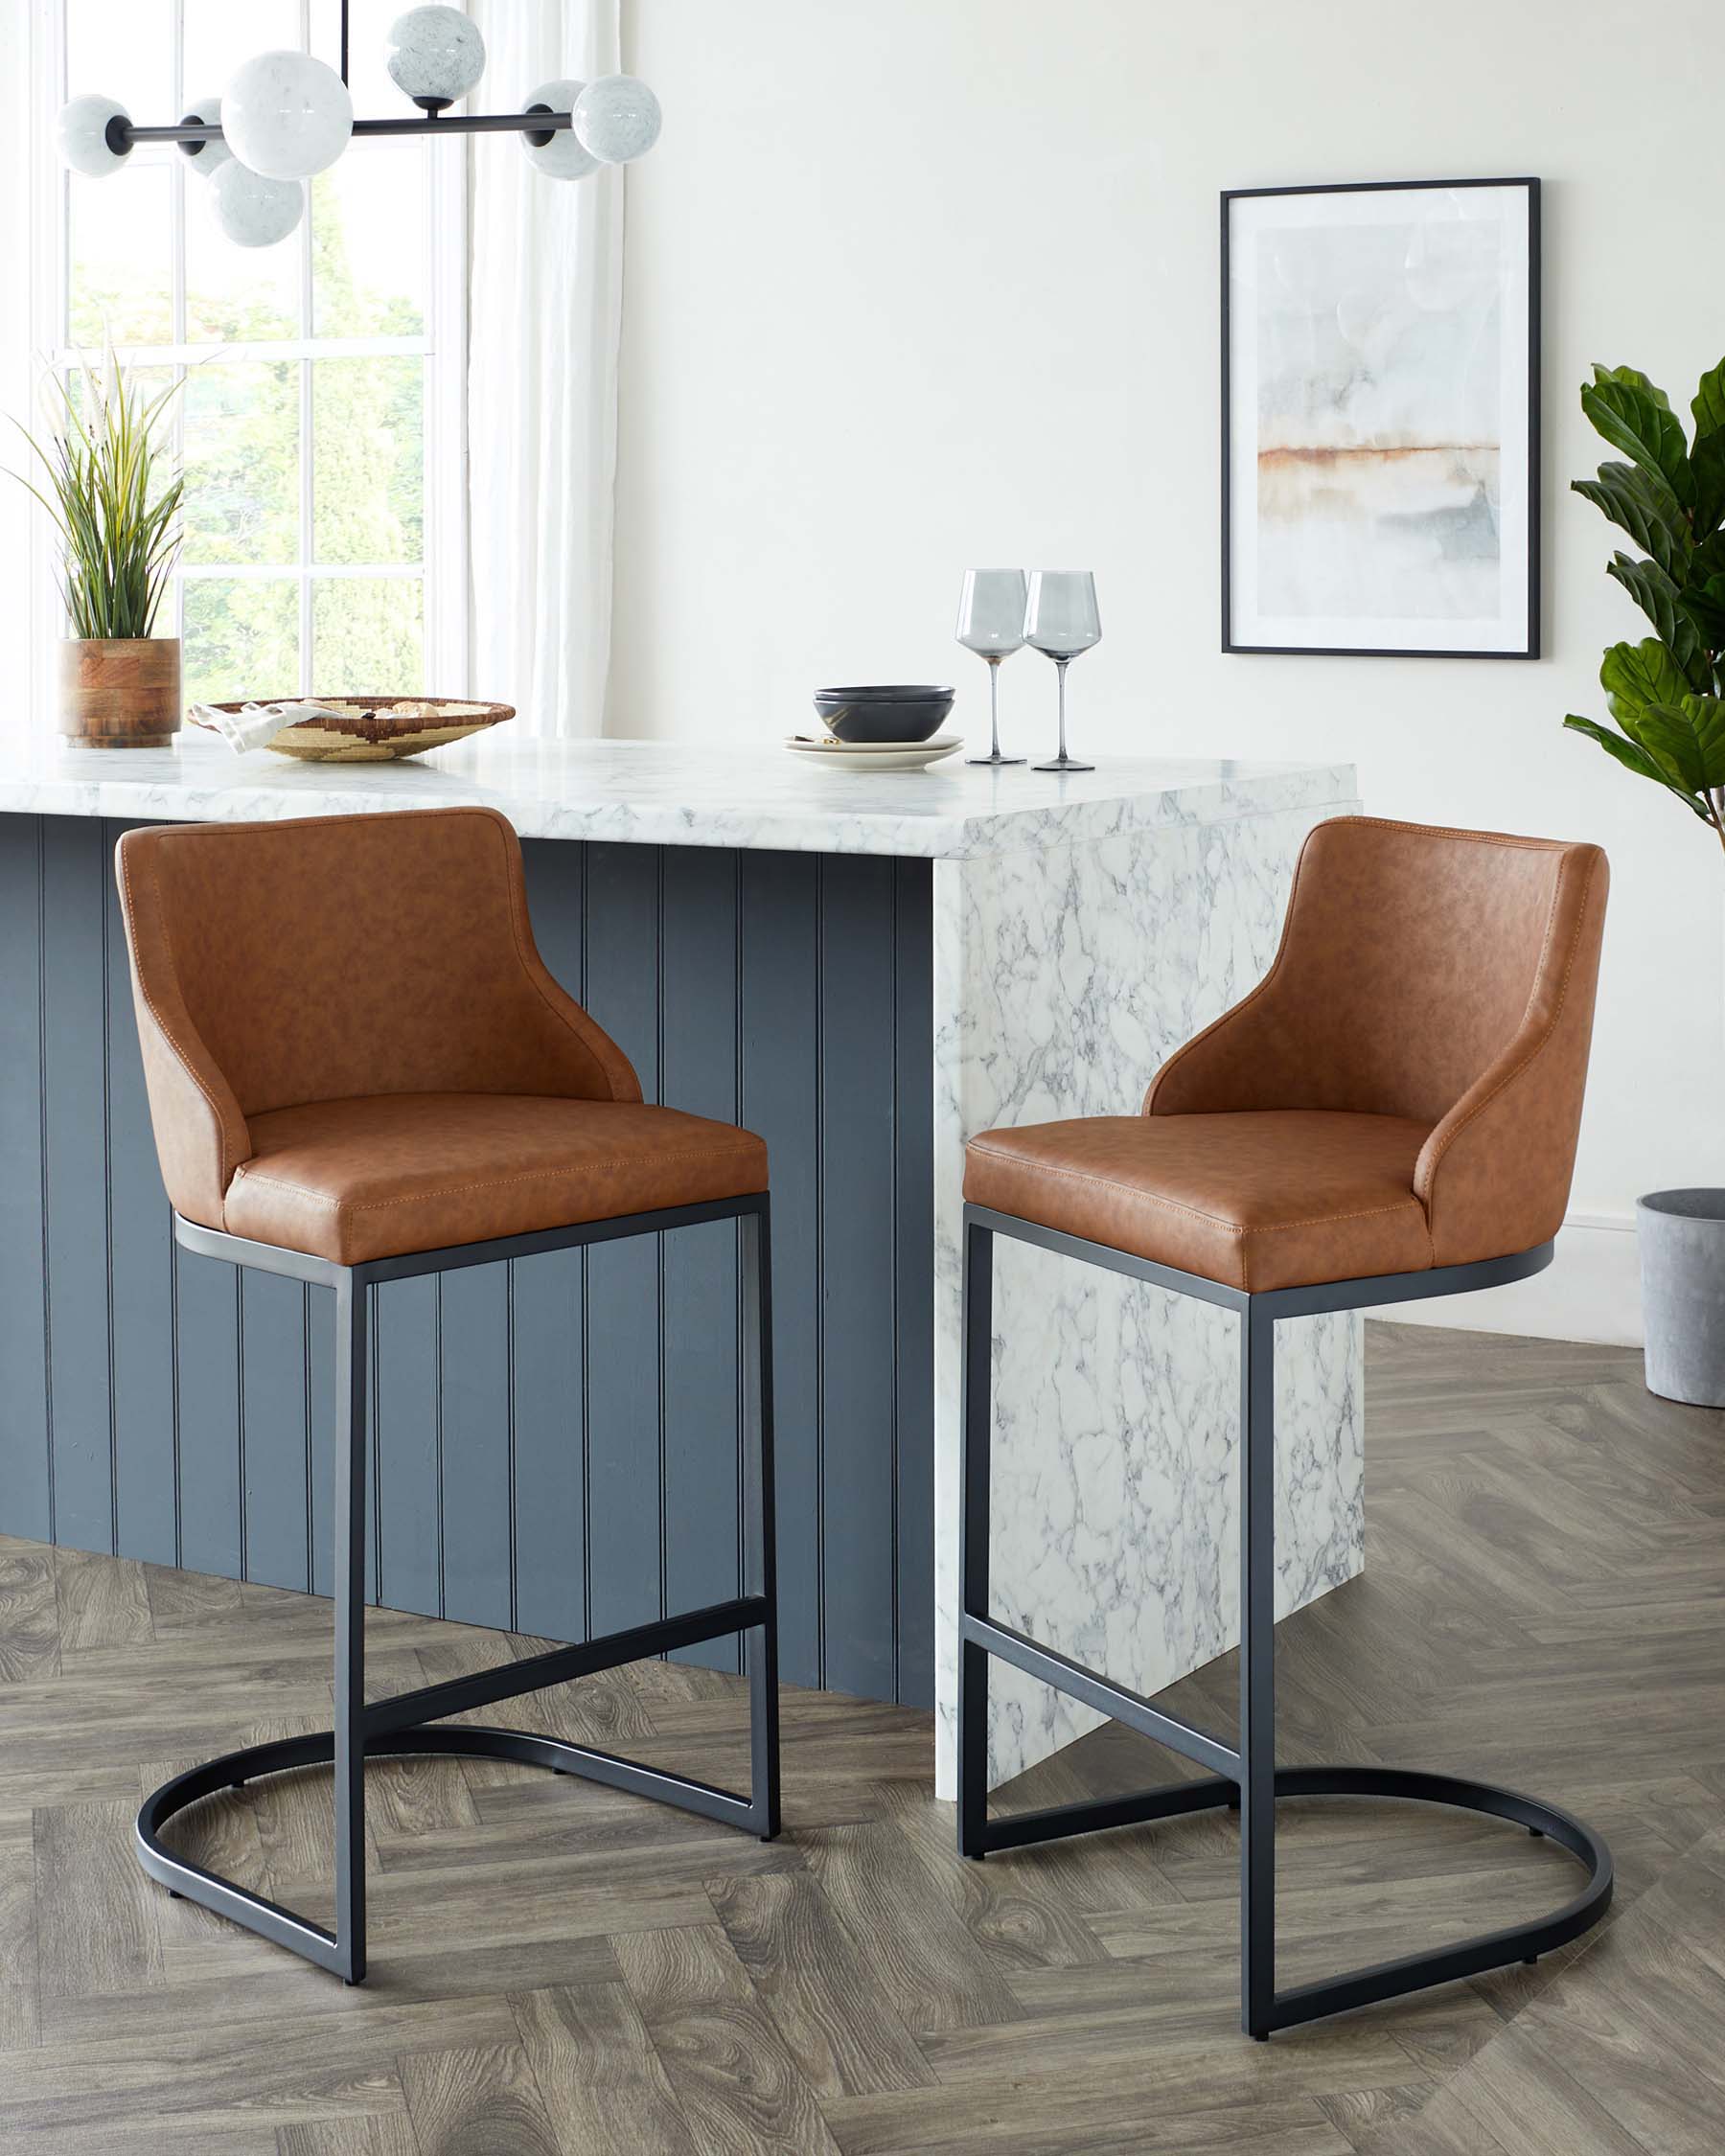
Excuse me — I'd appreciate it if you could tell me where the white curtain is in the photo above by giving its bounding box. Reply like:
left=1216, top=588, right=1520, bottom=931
left=465, top=1, right=624, bottom=737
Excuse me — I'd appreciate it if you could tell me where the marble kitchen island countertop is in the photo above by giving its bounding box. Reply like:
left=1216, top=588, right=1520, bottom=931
left=0, top=729, right=1356, bottom=859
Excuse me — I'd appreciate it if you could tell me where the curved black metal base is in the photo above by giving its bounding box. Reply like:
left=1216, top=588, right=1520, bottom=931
left=957, top=1209, right=1613, bottom=2038
left=970, top=1755, right=1611, bottom=2033
left=138, top=1719, right=770, bottom=1982
left=141, top=1195, right=781, bottom=1985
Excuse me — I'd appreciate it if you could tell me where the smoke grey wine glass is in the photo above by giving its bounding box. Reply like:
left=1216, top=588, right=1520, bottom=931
left=1024, top=569, right=1100, bottom=773
left=955, top=568, right=1028, bottom=767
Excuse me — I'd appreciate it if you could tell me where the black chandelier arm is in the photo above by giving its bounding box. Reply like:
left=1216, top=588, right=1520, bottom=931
left=118, top=110, right=575, bottom=152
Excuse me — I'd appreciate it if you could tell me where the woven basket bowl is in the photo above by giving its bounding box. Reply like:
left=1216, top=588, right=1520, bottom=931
left=196, top=697, right=515, bottom=763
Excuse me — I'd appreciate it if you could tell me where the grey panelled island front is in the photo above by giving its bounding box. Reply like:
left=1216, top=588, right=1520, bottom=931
left=0, top=734, right=1363, bottom=1795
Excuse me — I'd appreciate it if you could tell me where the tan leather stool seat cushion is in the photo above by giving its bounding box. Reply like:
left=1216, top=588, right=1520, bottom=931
left=223, top=1093, right=770, bottom=1266
left=964, top=1110, right=1434, bottom=1293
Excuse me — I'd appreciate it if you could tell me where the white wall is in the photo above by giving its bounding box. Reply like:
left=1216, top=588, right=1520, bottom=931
left=609, top=0, right=1722, bottom=1343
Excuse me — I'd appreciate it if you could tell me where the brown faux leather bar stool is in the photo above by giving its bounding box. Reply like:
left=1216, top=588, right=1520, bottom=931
left=115, top=806, right=779, bottom=1984
left=957, top=815, right=1613, bottom=2039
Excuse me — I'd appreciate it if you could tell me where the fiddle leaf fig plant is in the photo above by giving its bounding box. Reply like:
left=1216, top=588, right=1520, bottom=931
left=1566, top=357, right=1725, bottom=854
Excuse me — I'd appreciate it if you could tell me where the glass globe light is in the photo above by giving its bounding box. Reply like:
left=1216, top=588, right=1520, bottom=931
left=209, top=160, right=305, bottom=248
left=57, top=94, right=132, bottom=178
left=386, top=6, right=486, bottom=112
left=518, top=80, right=599, bottom=181
left=221, top=51, right=353, bottom=180
left=572, top=74, right=661, bottom=165
left=179, top=96, right=232, bottom=178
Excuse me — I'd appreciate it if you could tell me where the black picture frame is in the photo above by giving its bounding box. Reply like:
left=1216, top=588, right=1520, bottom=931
left=1221, top=176, right=1541, bottom=660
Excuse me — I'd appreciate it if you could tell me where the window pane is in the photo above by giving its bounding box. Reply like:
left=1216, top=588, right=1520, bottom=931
left=63, top=358, right=175, bottom=416
left=311, top=148, right=428, bottom=337
left=69, top=168, right=173, bottom=348
left=182, top=0, right=303, bottom=343
left=68, top=0, right=172, bottom=121
left=183, top=578, right=301, bottom=705
left=309, top=0, right=429, bottom=122
left=183, top=362, right=300, bottom=565
left=312, top=358, right=423, bottom=564
left=182, top=0, right=301, bottom=101
left=185, top=187, right=301, bottom=344
left=312, top=579, right=424, bottom=695
left=66, top=0, right=183, bottom=347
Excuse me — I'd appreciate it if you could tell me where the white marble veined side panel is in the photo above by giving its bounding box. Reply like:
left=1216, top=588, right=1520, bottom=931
left=932, top=793, right=1366, bottom=1795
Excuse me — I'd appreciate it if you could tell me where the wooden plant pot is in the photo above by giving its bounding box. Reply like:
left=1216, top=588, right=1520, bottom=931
left=58, top=638, right=181, bottom=749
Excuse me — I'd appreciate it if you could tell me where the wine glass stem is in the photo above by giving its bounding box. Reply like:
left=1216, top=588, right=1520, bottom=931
left=1055, top=658, right=1070, bottom=762
left=987, top=656, right=1001, bottom=758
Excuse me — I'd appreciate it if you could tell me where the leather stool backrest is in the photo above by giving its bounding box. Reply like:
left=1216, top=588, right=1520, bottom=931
left=1145, top=815, right=1610, bottom=1267
left=116, top=808, right=638, bottom=1227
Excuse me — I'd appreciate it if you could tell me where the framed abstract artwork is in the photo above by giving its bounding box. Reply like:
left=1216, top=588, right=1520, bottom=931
left=1222, top=177, right=1540, bottom=658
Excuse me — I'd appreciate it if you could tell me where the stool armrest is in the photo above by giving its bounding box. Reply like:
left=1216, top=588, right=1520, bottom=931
left=116, top=840, right=253, bottom=1228
left=1141, top=977, right=1301, bottom=1117
left=505, top=915, right=641, bottom=1105
left=1142, top=828, right=1322, bottom=1117
left=1414, top=847, right=1608, bottom=1267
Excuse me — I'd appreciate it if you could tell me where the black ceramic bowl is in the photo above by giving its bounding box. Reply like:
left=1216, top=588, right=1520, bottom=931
left=814, top=684, right=955, bottom=745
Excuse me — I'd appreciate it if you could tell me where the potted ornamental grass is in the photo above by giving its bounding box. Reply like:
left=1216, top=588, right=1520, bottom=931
left=9, top=352, right=185, bottom=746
left=1566, top=355, right=1725, bottom=1405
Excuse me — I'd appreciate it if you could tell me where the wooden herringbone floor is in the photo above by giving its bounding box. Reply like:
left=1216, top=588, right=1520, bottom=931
left=0, top=1320, right=1721, bottom=2153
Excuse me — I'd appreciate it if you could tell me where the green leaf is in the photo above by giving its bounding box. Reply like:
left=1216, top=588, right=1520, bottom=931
left=1680, top=579, right=1725, bottom=652
left=1677, top=531, right=1725, bottom=647
left=1594, top=362, right=1674, bottom=411
left=1692, top=357, right=1725, bottom=439
left=1687, top=532, right=1725, bottom=583
left=1604, top=553, right=1709, bottom=687
left=1691, top=426, right=1725, bottom=535
left=1636, top=705, right=1710, bottom=791
left=1599, top=637, right=1691, bottom=726
left=1635, top=695, right=1725, bottom=794
left=1680, top=693, right=1725, bottom=783
left=1563, top=714, right=1714, bottom=816
left=1573, top=463, right=1694, bottom=582
left=1581, top=373, right=1694, bottom=509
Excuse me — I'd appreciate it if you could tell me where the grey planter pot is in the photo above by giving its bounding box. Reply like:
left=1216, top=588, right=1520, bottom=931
left=1638, top=1189, right=1725, bottom=1407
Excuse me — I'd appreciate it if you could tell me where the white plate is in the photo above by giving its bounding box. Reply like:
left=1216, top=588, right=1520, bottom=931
left=782, top=734, right=962, bottom=772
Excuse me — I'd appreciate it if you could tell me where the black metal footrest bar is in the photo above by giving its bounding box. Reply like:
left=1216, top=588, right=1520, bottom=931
left=973, top=1773, right=1237, bottom=1854
left=962, top=1614, right=1241, bottom=1779
left=365, top=1596, right=767, bottom=1741
left=136, top=1717, right=771, bottom=1978
left=973, top=1759, right=1612, bottom=2031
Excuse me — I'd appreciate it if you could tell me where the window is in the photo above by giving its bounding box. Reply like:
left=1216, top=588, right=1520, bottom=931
left=43, top=0, right=466, bottom=704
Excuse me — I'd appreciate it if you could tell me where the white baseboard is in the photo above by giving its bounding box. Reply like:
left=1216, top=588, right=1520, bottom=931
left=1376, top=1212, right=1642, bottom=1347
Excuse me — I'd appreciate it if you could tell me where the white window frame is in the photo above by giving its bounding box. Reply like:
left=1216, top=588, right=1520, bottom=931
left=26, top=0, right=469, bottom=716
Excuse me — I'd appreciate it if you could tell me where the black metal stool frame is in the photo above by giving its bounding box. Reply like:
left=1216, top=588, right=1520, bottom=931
left=957, top=1202, right=1612, bottom=2039
left=136, top=1192, right=780, bottom=1985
